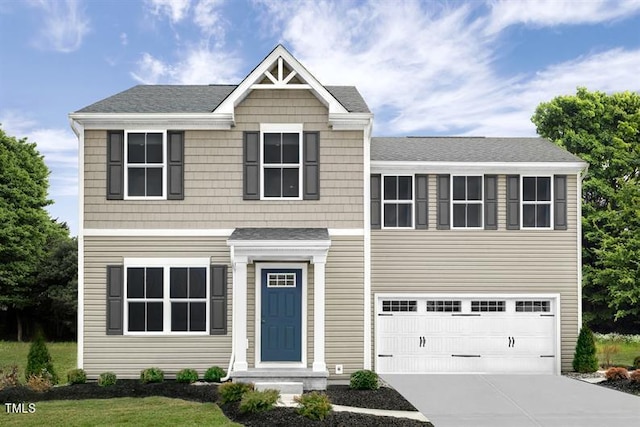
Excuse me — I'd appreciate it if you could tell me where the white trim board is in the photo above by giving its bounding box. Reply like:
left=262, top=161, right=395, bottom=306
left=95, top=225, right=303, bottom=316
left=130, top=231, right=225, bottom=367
left=83, top=228, right=363, bottom=237
left=371, top=161, right=586, bottom=175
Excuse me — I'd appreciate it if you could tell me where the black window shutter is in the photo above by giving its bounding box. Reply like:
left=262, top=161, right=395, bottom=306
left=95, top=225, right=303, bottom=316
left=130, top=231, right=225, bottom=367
left=210, top=265, right=227, bottom=335
left=243, top=132, right=260, bottom=200
left=106, top=265, right=124, bottom=335
left=436, top=174, right=450, bottom=230
left=506, top=175, right=520, bottom=230
left=303, top=132, right=320, bottom=200
left=415, top=174, right=428, bottom=229
left=554, top=175, right=568, bottom=230
left=167, top=131, right=184, bottom=200
left=484, top=175, right=498, bottom=230
left=106, top=131, right=124, bottom=200
left=370, top=174, right=381, bottom=229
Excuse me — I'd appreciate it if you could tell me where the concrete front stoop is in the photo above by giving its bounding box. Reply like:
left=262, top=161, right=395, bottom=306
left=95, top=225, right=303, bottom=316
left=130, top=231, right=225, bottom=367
left=232, top=368, right=328, bottom=391
left=255, top=381, right=304, bottom=395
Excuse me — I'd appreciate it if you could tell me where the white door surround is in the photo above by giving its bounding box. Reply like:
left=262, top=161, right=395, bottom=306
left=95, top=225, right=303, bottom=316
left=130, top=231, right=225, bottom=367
left=227, top=234, right=331, bottom=374
left=375, top=293, right=561, bottom=375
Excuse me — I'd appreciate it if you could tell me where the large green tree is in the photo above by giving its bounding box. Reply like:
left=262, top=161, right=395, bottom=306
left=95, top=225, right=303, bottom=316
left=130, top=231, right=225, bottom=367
left=532, top=88, right=640, bottom=332
left=0, top=127, right=54, bottom=340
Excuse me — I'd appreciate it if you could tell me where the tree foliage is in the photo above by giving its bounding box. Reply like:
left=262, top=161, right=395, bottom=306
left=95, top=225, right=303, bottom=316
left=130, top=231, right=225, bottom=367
left=532, top=88, right=640, bottom=332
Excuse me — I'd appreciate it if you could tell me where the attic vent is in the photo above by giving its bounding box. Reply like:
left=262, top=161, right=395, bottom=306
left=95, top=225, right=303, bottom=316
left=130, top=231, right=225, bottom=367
left=251, top=57, right=310, bottom=89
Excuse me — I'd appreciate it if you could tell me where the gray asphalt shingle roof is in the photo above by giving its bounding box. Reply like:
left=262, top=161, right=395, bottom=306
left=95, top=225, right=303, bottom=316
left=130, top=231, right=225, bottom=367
left=371, top=137, right=583, bottom=163
left=229, top=228, right=329, bottom=241
left=75, top=85, right=370, bottom=114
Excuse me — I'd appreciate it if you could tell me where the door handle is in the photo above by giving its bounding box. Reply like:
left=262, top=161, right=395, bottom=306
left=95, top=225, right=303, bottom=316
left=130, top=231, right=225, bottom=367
left=261, top=319, right=265, bottom=324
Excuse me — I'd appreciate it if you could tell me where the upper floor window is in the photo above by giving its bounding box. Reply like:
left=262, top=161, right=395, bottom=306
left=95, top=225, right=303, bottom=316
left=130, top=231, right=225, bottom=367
left=383, top=175, right=413, bottom=228
left=125, top=132, right=165, bottom=199
left=522, top=176, right=552, bottom=228
left=452, top=175, right=483, bottom=228
left=261, top=124, right=302, bottom=199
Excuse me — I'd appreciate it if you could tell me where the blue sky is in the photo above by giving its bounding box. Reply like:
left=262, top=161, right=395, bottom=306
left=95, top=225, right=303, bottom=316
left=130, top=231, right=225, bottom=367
left=1, top=0, right=639, bottom=236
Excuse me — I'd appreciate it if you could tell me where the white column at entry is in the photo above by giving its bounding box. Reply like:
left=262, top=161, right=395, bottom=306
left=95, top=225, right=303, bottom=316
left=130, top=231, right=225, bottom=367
left=312, top=255, right=327, bottom=372
left=232, top=256, right=248, bottom=371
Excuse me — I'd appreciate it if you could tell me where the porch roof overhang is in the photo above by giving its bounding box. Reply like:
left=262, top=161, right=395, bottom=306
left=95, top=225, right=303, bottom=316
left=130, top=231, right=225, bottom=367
left=227, top=228, right=331, bottom=263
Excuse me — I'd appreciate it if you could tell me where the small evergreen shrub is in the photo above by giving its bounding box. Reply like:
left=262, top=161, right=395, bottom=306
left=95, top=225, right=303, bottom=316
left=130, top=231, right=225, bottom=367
left=0, top=365, right=20, bottom=390
left=219, top=381, right=254, bottom=404
left=67, top=368, right=87, bottom=385
left=239, top=389, right=279, bottom=414
left=176, top=368, right=199, bottom=383
left=605, top=367, right=629, bottom=381
left=295, top=392, right=332, bottom=420
left=98, top=372, right=117, bottom=387
left=140, top=367, right=165, bottom=384
left=26, top=369, right=53, bottom=392
left=204, top=366, right=226, bottom=382
left=350, top=369, right=379, bottom=390
left=25, top=334, right=58, bottom=384
left=572, top=326, right=598, bottom=373
left=633, top=356, right=640, bottom=370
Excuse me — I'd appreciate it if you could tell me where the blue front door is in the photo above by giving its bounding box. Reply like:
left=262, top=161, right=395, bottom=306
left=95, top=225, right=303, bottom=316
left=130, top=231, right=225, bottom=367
left=261, top=268, right=302, bottom=362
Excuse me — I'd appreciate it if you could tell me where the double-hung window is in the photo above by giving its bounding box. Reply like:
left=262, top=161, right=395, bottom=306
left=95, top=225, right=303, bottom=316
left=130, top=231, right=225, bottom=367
left=383, top=175, right=413, bottom=228
left=124, top=260, right=209, bottom=334
left=261, top=124, right=302, bottom=199
left=125, top=131, right=165, bottom=198
left=522, top=176, right=552, bottom=228
left=452, top=175, right=483, bottom=228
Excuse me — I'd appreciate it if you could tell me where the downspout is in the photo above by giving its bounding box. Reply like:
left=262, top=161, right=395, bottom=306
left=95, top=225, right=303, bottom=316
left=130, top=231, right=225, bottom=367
left=220, top=244, right=235, bottom=382
left=577, top=163, right=589, bottom=330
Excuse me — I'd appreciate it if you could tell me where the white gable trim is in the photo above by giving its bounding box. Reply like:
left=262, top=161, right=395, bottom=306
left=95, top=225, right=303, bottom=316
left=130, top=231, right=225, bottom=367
left=215, top=45, right=349, bottom=119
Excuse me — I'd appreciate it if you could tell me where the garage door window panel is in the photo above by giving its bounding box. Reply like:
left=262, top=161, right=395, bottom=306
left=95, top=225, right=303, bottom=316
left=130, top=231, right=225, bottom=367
left=382, top=300, right=417, bottom=312
left=426, top=300, right=461, bottom=312
left=471, top=301, right=505, bottom=312
left=516, top=301, right=551, bottom=312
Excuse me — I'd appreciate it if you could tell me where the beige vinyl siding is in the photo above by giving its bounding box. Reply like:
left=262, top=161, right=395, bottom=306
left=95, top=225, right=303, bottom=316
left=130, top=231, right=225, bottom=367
left=372, top=174, right=579, bottom=372
left=245, top=236, right=364, bottom=378
left=84, top=89, right=364, bottom=229
left=83, top=236, right=231, bottom=379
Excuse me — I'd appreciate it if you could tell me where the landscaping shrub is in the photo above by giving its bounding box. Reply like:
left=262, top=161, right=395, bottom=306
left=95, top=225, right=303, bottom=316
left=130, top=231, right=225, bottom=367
left=630, top=370, right=640, bottom=383
left=633, top=356, right=640, bottom=370
left=25, top=334, right=58, bottom=384
left=573, top=326, right=599, bottom=373
left=350, top=369, right=379, bottom=390
left=204, top=366, right=226, bottom=382
left=239, top=389, right=279, bottom=414
left=295, top=391, right=332, bottom=420
left=0, top=365, right=20, bottom=390
left=219, top=381, right=254, bottom=404
left=26, top=369, right=53, bottom=392
left=175, top=368, right=199, bottom=383
left=98, top=372, right=117, bottom=387
left=605, top=367, right=629, bottom=381
left=599, top=343, right=620, bottom=368
left=67, top=368, right=87, bottom=385
left=140, top=367, right=165, bottom=384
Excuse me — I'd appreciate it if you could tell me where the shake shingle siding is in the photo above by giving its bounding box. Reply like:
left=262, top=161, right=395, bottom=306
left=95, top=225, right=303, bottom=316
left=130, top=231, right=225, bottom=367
left=83, top=90, right=364, bottom=229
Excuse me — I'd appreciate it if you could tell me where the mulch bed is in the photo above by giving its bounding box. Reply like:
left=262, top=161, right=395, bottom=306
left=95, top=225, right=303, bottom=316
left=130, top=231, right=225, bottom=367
left=1, top=381, right=433, bottom=426
left=597, top=379, right=640, bottom=396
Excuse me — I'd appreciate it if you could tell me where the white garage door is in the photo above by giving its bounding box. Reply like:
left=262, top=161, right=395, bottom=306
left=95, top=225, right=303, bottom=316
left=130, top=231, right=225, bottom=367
left=376, top=295, right=558, bottom=374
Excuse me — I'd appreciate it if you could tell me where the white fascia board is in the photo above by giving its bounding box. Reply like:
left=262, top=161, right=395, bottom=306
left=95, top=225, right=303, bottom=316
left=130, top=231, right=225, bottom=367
left=68, top=113, right=234, bottom=130
left=328, top=113, right=374, bottom=130
left=371, top=161, right=587, bottom=175
left=227, top=239, right=331, bottom=249
left=84, top=228, right=234, bottom=237
left=215, top=45, right=349, bottom=117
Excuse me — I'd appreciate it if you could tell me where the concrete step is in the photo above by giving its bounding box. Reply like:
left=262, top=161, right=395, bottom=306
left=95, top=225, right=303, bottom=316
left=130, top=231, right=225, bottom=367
left=255, top=381, right=304, bottom=395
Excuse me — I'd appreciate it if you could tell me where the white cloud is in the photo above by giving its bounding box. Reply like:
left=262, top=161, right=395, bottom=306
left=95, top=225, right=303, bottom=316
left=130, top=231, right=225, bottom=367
left=120, top=32, right=128, bottom=46
left=131, top=45, right=241, bottom=84
left=485, top=0, right=640, bottom=35
left=194, top=0, right=226, bottom=37
left=145, top=0, right=191, bottom=23
left=29, top=0, right=90, bottom=53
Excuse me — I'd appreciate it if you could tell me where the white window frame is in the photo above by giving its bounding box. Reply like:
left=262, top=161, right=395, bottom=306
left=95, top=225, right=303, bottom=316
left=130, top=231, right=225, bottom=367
left=451, top=175, right=484, bottom=229
left=123, top=130, right=167, bottom=200
left=381, top=174, right=414, bottom=229
left=123, top=258, right=210, bottom=336
left=260, top=123, right=303, bottom=200
left=521, top=175, right=554, bottom=230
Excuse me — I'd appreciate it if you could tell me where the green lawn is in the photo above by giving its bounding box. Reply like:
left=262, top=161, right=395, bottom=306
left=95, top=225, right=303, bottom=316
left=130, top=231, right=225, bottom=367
left=594, top=334, right=640, bottom=368
left=1, top=396, right=242, bottom=426
left=0, top=341, right=76, bottom=383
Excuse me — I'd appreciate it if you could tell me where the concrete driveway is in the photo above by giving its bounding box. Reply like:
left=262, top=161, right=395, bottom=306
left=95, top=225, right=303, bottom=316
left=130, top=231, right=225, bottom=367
left=382, top=374, right=639, bottom=427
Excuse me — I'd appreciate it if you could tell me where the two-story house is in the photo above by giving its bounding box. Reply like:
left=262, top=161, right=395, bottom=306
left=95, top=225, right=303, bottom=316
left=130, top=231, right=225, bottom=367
left=69, top=45, right=587, bottom=389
